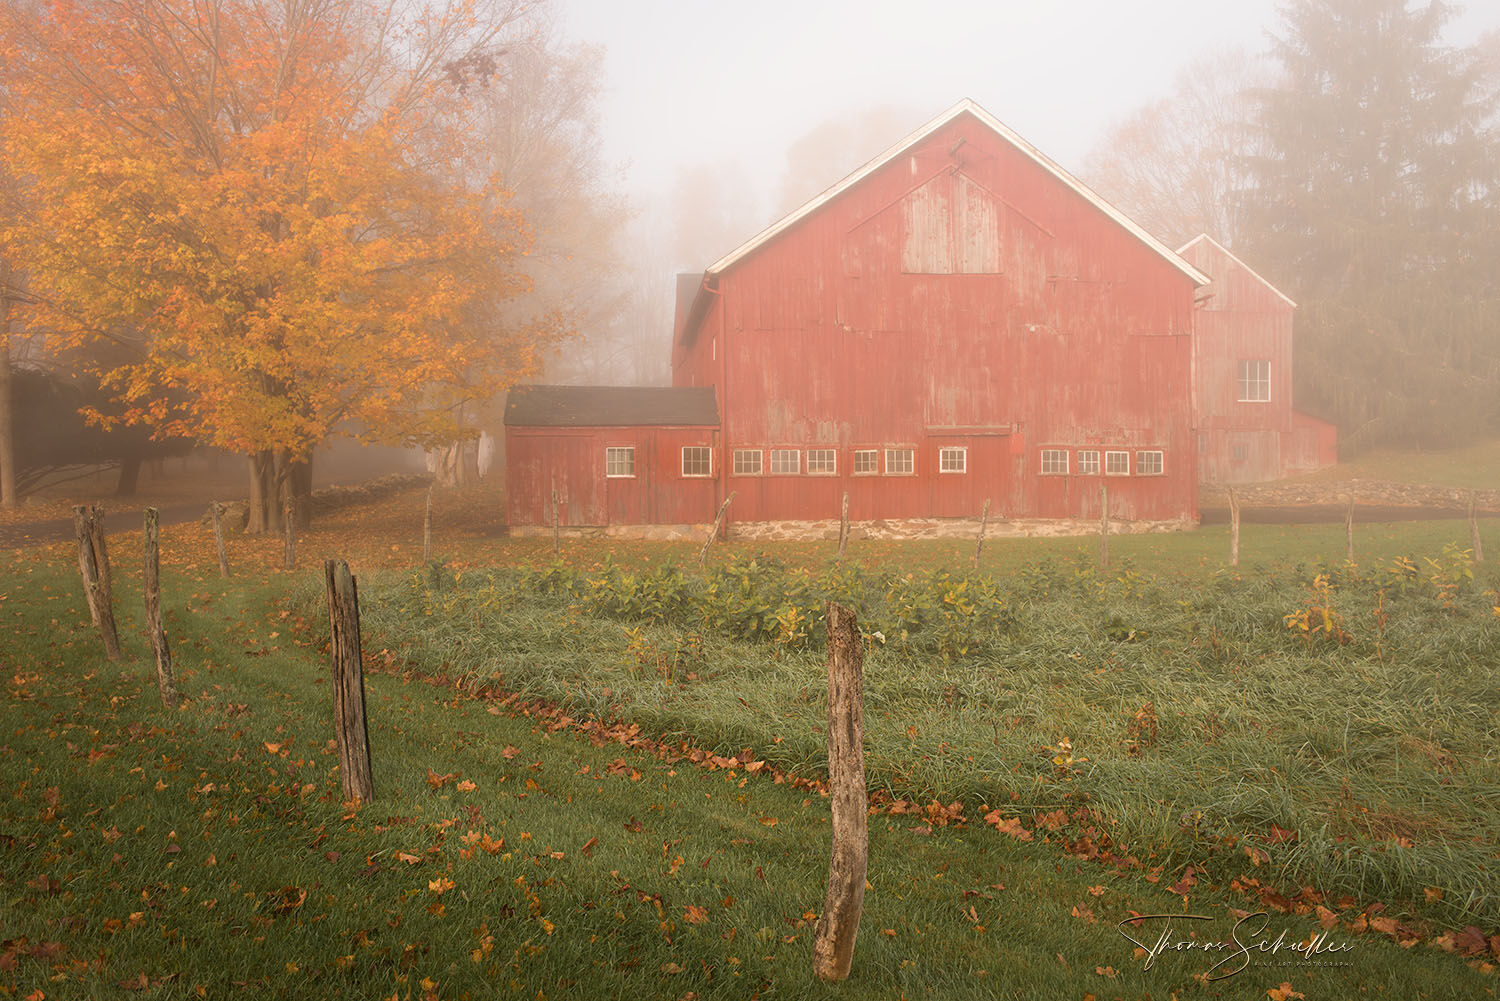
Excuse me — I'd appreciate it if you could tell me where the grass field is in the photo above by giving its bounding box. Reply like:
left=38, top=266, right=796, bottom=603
left=2, top=492, right=1498, bottom=998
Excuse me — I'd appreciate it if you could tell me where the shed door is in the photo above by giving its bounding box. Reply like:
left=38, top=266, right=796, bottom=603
left=546, top=435, right=607, bottom=527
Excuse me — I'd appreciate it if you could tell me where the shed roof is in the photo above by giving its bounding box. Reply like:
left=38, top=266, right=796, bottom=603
left=504, top=385, right=719, bottom=428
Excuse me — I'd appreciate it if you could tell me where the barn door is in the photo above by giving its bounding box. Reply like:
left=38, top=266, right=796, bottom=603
left=548, top=435, right=607, bottom=527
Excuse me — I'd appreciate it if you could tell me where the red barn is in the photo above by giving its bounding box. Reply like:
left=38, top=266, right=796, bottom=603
left=506, top=99, right=1216, bottom=537
left=1179, top=234, right=1337, bottom=484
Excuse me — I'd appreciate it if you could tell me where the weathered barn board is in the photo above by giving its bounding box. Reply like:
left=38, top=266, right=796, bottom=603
left=1179, top=234, right=1337, bottom=484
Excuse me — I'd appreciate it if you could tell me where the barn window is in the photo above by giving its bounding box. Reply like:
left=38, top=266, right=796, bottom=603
left=681, top=446, right=712, bottom=477
left=1232, top=443, right=1249, bottom=462
left=938, top=447, right=967, bottom=473
left=1237, top=360, right=1271, bottom=402
left=604, top=447, right=635, bottom=478
left=1040, top=449, right=1068, bottom=475
left=732, top=449, right=763, bottom=476
left=885, top=448, right=915, bottom=475
left=770, top=449, right=801, bottom=475
left=852, top=449, right=879, bottom=475
left=807, top=449, right=837, bottom=475
left=1077, top=450, right=1100, bottom=475
left=1136, top=450, right=1164, bottom=476
left=1104, top=451, right=1130, bottom=475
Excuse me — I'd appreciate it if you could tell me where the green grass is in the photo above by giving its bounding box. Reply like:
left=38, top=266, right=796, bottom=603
left=1, top=531, right=1497, bottom=999
left=1288, top=437, right=1500, bottom=489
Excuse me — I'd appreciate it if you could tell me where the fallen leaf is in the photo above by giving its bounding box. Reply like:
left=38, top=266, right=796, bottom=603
left=683, top=904, right=708, bottom=925
left=1267, top=984, right=1305, bottom=1001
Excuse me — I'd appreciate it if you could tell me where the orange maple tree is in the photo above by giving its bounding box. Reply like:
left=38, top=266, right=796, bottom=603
left=0, top=0, right=559, bottom=530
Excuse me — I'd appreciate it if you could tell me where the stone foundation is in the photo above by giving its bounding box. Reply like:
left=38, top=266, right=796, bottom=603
left=508, top=523, right=711, bottom=541
left=728, top=516, right=1196, bottom=542
left=1200, top=478, right=1499, bottom=513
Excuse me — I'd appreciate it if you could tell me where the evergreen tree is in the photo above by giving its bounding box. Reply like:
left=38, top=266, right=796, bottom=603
left=1244, top=0, right=1500, bottom=451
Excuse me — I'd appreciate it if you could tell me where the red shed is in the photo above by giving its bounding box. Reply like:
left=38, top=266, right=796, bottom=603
left=1178, top=234, right=1337, bottom=484
left=504, top=385, right=721, bottom=536
left=671, top=98, right=1209, bottom=535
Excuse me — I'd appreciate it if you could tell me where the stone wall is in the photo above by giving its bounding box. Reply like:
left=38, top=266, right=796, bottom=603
left=1201, top=478, right=1499, bottom=513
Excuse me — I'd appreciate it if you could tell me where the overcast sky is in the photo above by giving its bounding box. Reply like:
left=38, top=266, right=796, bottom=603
left=559, top=0, right=1500, bottom=214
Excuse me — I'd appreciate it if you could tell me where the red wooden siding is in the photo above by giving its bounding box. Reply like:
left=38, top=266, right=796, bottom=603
left=505, top=426, right=720, bottom=528
left=675, top=109, right=1200, bottom=524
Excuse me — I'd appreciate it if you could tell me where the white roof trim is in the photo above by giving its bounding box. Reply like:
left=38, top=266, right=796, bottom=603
left=1177, top=233, right=1297, bottom=308
left=706, top=97, right=1211, bottom=286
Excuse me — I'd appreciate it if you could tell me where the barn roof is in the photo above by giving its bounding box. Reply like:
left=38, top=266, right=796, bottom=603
left=504, top=385, right=719, bottom=428
left=702, top=98, right=1211, bottom=285
left=1177, top=234, right=1297, bottom=308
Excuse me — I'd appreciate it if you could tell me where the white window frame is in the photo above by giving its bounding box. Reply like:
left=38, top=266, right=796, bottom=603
left=806, top=448, right=837, bottom=475
left=1040, top=449, right=1069, bottom=475
left=1104, top=450, right=1130, bottom=476
left=852, top=449, right=879, bottom=476
left=1237, top=359, right=1271, bottom=403
left=769, top=448, right=801, bottom=475
left=1135, top=450, right=1164, bottom=476
left=681, top=445, right=712, bottom=478
left=938, top=446, right=967, bottom=474
left=1076, top=450, right=1100, bottom=475
left=604, top=446, right=635, bottom=479
left=732, top=448, right=763, bottom=476
left=884, top=447, right=915, bottom=476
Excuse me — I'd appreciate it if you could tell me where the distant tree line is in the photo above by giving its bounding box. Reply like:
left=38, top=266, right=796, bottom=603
left=1086, top=0, right=1500, bottom=453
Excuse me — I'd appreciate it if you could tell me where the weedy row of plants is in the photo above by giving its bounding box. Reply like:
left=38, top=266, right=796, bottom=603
left=350, top=545, right=1500, bottom=928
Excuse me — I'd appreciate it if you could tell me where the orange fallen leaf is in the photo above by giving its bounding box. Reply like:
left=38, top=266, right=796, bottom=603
left=1267, top=984, right=1305, bottom=1001
left=684, top=904, right=709, bottom=924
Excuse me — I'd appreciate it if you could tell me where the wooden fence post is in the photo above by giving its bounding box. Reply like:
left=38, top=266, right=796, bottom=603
left=1228, top=486, right=1241, bottom=567
left=74, top=505, right=121, bottom=660
left=837, top=491, right=850, bottom=561
left=1469, top=490, right=1484, bottom=564
left=324, top=560, right=374, bottom=804
left=1344, top=494, right=1355, bottom=563
left=1098, top=484, right=1110, bottom=569
left=551, top=489, right=560, bottom=557
left=143, top=508, right=179, bottom=708
left=813, top=601, right=867, bottom=981
left=423, top=487, right=433, bottom=564
left=283, top=501, right=296, bottom=570
left=972, top=498, right=990, bottom=568
left=698, top=492, right=736, bottom=570
left=211, top=501, right=230, bottom=578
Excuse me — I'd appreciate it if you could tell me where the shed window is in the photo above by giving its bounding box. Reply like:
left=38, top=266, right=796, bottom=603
left=1237, top=360, right=1271, bottom=402
left=1104, top=450, right=1130, bottom=476
left=852, top=449, right=879, bottom=475
left=1077, top=450, right=1100, bottom=475
left=681, top=446, right=712, bottom=478
left=807, top=449, right=837, bottom=475
left=770, top=449, right=801, bottom=475
left=885, top=448, right=915, bottom=475
left=1136, top=450, right=1164, bottom=476
left=604, top=447, right=635, bottom=478
left=1040, top=449, right=1068, bottom=475
left=938, top=447, right=967, bottom=473
left=732, top=449, right=762, bottom=476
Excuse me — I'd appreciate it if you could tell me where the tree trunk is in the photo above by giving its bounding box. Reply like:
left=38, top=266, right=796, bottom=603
left=0, top=294, right=15, bottom=510
left=286, top=453, right=313, bottom=530
left=247, top=451, right=279, bottom=534
left=143, top=508, right=178, bottom=708
left=325, top=559, right=374, bottom=804
left=74, top=505, right=121, bottom=660
left=812, top=601, right=867, bottom=982
left=115, top=455, right=142, bottom=497
left=698, top=492, right=736, bottom=570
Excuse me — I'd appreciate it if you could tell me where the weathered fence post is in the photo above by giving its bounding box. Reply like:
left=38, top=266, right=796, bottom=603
left=283, top=501, right=298, bottom=570
left=1098, top=484, right=1110, bottom=569
left=1228, top=486, right=1241, bottom=567
left=423, top=486, right=433, bottom=564
left=551, top=489, right=561, bottom=557
left=813, top=601, right=867, bottom=981
left=1469, top=490, right=1484, bottom=564
left=1344, top=494, right=1355, bottom=563
left=74, top=505, right=121, bottom=660
left=324, top=560, right=374, bottom=804
left=143, top=508, right=179, bottom=708
left=211, top=501, right=230, bottom=578
left=837, top=491, right=850, bottom=561
left=698, top=492, right=736, bottom=570
left=972, top=498, right=990, bottom=568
